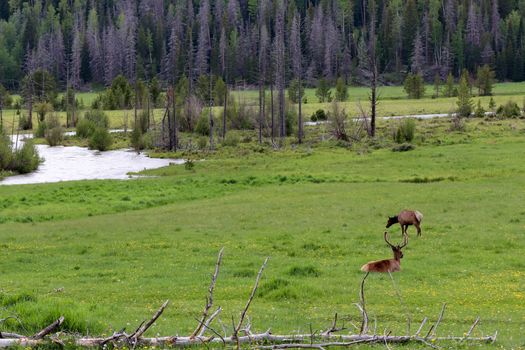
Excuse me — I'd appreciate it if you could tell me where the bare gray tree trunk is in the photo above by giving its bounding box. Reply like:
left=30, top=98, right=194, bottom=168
left=172, top=85, right=178, bottom=150
left=258, top=83, right=264, bottom=144
left=222, top=85, right=227, bottom=140
left=368, top=0, right=378, bottom=138
left=209, top=70, right=214, bottom=150
left=270, top=82, right=274, bottom=144
left=274, top=1, right=286, bottom=140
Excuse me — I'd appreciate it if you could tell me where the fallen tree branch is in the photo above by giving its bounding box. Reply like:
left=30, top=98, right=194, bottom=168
left=129, top=300, right=169, bottom=343
left=0, top=332, right=498, bottom=348
left=233, top=257, right=269, bottom=340
left=430, top=303, right=446, bottom=338
left=461, top=316, right=480, bottom=341
left=32, top=316, right=64, bottom=340
left=191, top=247, right=224, bottom=338
left=414, top=317, right=427, bottom=337
left=358, top=272, right=369, bottom=334
left=198, top=307, right=222, bottom=338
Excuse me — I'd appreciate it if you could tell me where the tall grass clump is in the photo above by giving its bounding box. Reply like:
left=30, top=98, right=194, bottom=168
left=393, top=118, right=416, bottom=143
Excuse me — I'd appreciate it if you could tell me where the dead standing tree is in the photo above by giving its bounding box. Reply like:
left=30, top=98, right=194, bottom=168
left=0, top=249, right=497, bottom=349
left=274, top=0, right=286, bottom=143
left=359, top=0, right=379, bottom=138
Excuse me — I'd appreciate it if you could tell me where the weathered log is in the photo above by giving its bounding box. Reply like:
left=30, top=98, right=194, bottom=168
left=0, top=332, right=497, bottom=348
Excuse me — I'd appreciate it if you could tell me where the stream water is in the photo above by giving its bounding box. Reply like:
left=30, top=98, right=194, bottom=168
left=1, top=133, right=183, bottom=185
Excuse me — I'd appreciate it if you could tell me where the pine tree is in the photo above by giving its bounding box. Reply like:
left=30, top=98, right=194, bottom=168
left=476, top=65, right=495, bottom=96
left=456, top=73, right=473, bottom=117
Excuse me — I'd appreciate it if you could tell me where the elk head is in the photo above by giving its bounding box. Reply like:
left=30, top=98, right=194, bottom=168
left=384, top=231, right=407, bottom=260
left=385, top=215, right=398, bottom=228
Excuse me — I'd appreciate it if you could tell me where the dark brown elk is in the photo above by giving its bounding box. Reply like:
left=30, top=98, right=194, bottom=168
left=386, top=210, right=423, bottom=236
left=360, top=232, right=408, bottom=273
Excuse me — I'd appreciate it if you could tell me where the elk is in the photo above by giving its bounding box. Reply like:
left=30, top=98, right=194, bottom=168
left=386, top=210, right=423, bottom=236
left=358, top=232, right=409, bottom=334
left=360, top=232, right=408, bottom=273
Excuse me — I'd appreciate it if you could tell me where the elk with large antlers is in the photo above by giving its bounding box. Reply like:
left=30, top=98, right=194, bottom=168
left=360, top=232, right=408, bottom=273
left=386, top=210, right=423, bottom=236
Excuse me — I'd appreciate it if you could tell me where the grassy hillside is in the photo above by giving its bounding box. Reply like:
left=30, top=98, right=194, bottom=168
left=0, top=117, right=524, bottom=348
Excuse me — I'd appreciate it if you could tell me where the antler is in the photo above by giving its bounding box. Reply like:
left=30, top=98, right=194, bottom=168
left=384, top=231, right=408, bottom=249
left=399, top=233, right=408, bottom=248
left=384, top=231, right=395, bottom=248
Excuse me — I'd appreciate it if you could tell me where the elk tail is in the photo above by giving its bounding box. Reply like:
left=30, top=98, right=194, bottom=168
left=415, top=211, right=423, bottom=223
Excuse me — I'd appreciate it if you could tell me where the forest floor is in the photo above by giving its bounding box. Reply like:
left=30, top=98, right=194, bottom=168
left=2, top=81, right=525, bottom=131
left=0, top=117, right=524, bottom=348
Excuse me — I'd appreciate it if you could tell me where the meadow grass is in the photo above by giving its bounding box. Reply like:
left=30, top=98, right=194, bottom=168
left=0, top=118, right=524, bottom=348
left=2, top=81, right=525, bottom=132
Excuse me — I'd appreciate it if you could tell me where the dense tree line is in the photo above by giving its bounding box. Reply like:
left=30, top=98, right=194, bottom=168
left=1, top=0, right=525, bottom=92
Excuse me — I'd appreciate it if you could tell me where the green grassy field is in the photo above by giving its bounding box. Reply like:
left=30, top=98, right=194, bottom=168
left=0, top=118, right=524, bottom=348
left=2, top=81, right=525, bottom=131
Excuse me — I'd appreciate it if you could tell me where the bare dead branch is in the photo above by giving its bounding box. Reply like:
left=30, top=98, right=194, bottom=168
left=198, top=307, right=222, bottom=338
left=322, top=313, right=340, bottom=336
left=414, top=317, right=428, bottom=337
left=192, top=317, right=223, bottom=344
left=130, top=300, right=169, bottom=341
left=191, top=247, right=224, bottom=338
left=32, top=316, right=64, bottom=339
left=233, top=257, right=269, bottom=339
left=431, top=303, right=446, bottom=338
left=358, top=272, right=369, bottom=334
left=415, top=336, right=441, bottom=349
left=101, top=328, right=127, bottom=346
left=424, top=325, right=435, bottom=340
left=461, top=316, right=480, bottom=341
left=0, top=332, right=24, bottom=339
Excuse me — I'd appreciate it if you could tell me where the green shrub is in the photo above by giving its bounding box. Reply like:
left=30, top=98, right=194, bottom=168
left=18, top=114, right=33, bottom=130
left=184, top=158, right=195, bottom=171
left=394, top=119, right=416, bottom=143
left=195, top=115, right=210, bottom=136
left=473, top=100, right=485, bottom=118
left=76, top=119, right=96, bottom=138
left=335, top=77, right=348, bottom=101
left=77, top=109, right=109, bottom=138
left=0, top=132, right=12, bottom=169
left=497, top=100, right=521, bottom=118
left=46, top=127, right=63, bottom=146
left=88, top=128, right=112, bottom=151
left=44, top=115, right=63, bottom=146
left=137, top=110, right=149, bottom=133
left=222, top=133, right=240, bottom=147
left=130, top=128, right=144, bottom=152
left=11, top=141, right=40, bottom=174
left=84, top=109, right=109, bottom=129
left=310, top=109, right=327, bottom=122
left=404, top=73, right=426, bottom=99
left=197, top=136, right=208, bottom=149
left=316, top=78, right=332, bottom=102
left=34, top=121, right=47, bottom=138
left=392, top=143, right=416, bottom=152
